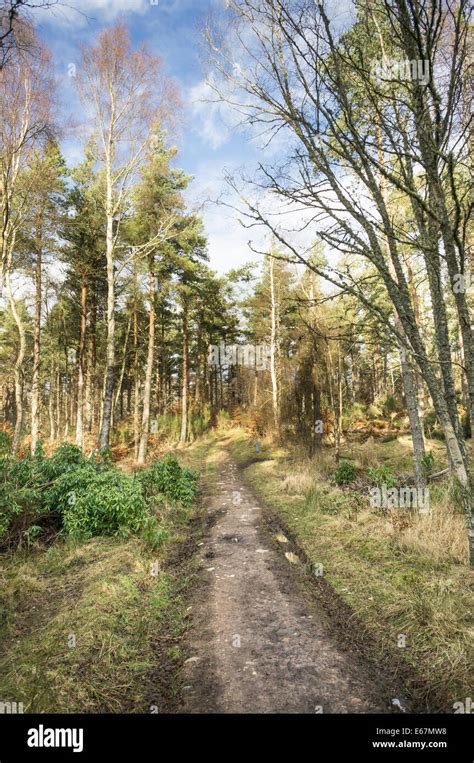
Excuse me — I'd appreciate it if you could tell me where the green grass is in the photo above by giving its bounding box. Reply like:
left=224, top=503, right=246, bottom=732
left=0, top=538, right=174, bottom=712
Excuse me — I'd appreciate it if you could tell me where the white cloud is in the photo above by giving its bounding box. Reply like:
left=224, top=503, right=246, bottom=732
left=33, top=0, right=149, bottom=28
left=183, top=157, right=265, bottom=274
left=35, top=0, right=228, bottom=29
left=188, top=78, right=234, bottom=150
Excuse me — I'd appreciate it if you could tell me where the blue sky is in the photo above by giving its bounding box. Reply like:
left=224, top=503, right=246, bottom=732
left=29, top=0, right=261, bottom=275
left=32, top=0, right=355, bottom=276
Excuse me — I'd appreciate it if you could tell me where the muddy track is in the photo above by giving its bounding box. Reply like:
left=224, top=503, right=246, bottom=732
left=179, top=445, right=405, bottom=714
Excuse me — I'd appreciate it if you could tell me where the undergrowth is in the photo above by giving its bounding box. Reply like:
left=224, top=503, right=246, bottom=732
left=0, top=435, right=199, bottom=549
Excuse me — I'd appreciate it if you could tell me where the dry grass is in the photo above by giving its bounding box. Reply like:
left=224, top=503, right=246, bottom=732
left=312, top=449, right=337, bottom=479
left=281, top=467, right=315, bottom=496
left=348, top=434, right=449, bottom=473
left=356, top=436, right=379, bottom=469
left=281, top=451, right=335, bottom=495
left=395, top=498, right=468, bottom=565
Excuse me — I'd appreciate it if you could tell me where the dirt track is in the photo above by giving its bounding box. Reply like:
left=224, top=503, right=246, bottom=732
left=180, top=446, right=400, bottom=714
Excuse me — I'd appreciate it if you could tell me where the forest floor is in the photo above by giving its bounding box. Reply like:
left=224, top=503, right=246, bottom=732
left=0, top=428, right=471, bottom=713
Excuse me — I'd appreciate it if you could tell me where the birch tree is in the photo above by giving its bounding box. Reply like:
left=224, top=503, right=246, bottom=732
left=0, top=19, right=53, bottom=452
left=77, top=23, right=179, bottom=450
left=0, top=1, right=58, bottom=70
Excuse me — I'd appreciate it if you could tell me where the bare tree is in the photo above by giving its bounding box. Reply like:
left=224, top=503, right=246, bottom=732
left=77, top=23, right=179, bottom=450
left=0, top=19, right=54, bottom=452
left=207, top=0, right=474, bottom=562
left=0, top=1, right=58, bottom=70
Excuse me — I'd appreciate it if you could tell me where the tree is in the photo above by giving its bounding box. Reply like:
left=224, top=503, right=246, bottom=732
left=77, top=22, right=179, bottom=451
left=0, top=19, right=53, bottom=451
left=21, top=139, right=67, bottom=453
left=0, top=1, right=58, bottom=70
left=61, top=148, right=105, bottom=449
left=131, top=136, right=191, bottom=464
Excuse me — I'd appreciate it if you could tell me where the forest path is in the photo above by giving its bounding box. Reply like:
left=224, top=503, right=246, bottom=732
left=180, top=440, right=395, bottom=713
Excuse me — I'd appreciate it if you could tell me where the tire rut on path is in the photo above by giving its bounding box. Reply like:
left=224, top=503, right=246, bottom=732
left=180, top=449, right=395, bottom=714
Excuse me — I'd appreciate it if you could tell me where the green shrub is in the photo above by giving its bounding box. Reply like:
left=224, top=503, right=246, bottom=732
left=0, top=484, right=22, bottom=539
left=45, top=464, right=101, bottom=515
left=367, top=464, right=398, bottom=488
left=41, top=443, right=89, bottom=481
left=137, top=455, right=199, bottom=507
left=334, top=460, right=356, bottom=485
left=0, top=442, right=199, bottom=549
left=0, top=444, right=47, bottom=543
left=420, top=450, right=435, bottom=476
left=0, top=431, right=11, bottom=460
left=59, top=470, right=153, bottom=541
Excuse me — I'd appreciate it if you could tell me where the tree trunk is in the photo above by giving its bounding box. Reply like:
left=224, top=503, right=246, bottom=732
left=269, top=256, right=280, bottom=434
left=254, top=353, right=258, bottom=407
left=31, top=214, right=43, bottom=454
left=76, top=281, right=87, bottom=450
left=376, top=118, right=426, bottom=486
left=48, top=360, right=56, bottom=443
left=399, top=344, right=426, bottom=487
left=6, top=268, right=25, bottom=454
left=194, top=324, right=202, bottom=408
left=55, top=369, right=61, bottom=438
left=327, top=343, right=340, bottom=463
left=112, top=315, right=131, bottom=432
left=99, top=157, right=116, bottom=450
left=84, top=288, right=96, bottom=435
left=334, top=346, right=343, bottom=464
left=180, top=299, right=189, bottom=444
left=133, top=287, right=140, bottom=460
left=138, top=262, right=156, bottom=464
left=63, top=348, right=69, bottom=439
